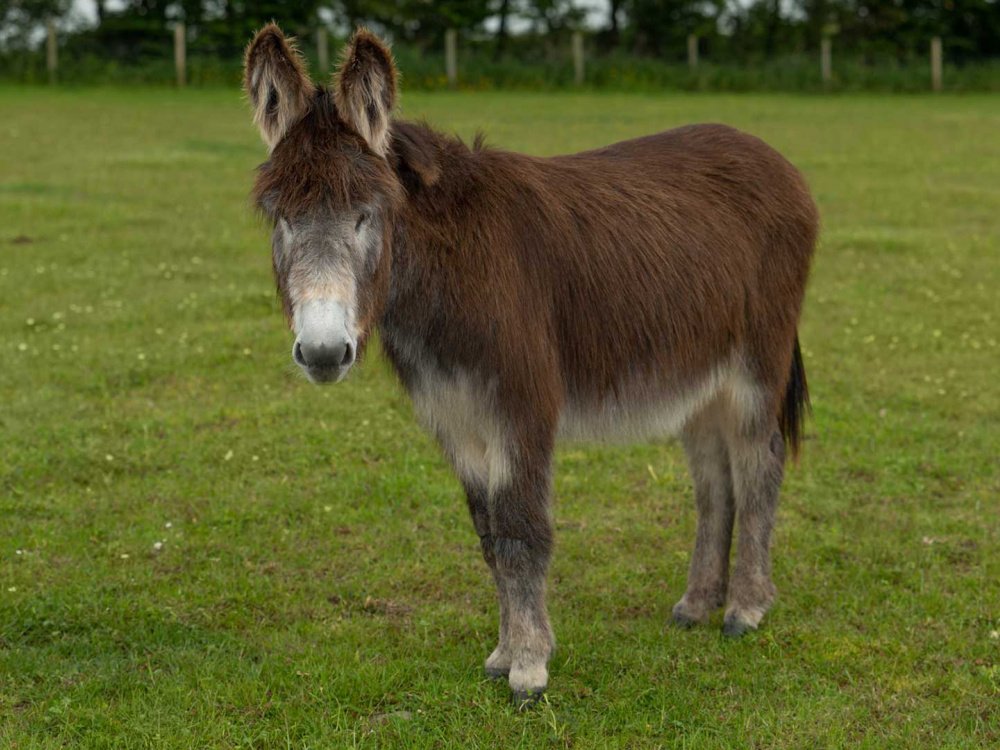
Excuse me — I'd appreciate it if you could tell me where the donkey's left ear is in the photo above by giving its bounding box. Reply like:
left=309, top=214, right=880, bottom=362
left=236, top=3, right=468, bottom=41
left=335, top=28, right=398, bottom=158
left=244, top=24, right=315, bottom=151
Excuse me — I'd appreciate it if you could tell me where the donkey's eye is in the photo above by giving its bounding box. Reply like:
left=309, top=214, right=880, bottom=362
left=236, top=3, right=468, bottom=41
left=355, top=212, right=367, bottom=233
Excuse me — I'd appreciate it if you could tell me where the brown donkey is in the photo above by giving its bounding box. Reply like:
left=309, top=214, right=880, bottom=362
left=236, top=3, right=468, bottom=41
left=243, top=25, right=817, bottom=704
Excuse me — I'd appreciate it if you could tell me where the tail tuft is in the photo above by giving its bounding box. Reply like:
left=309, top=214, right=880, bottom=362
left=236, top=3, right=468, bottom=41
left=779, top=336, right=810, bottom=460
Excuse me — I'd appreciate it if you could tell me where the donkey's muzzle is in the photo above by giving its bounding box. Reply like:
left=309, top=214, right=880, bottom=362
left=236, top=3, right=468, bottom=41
left=293, top=299, right=356, bottom=384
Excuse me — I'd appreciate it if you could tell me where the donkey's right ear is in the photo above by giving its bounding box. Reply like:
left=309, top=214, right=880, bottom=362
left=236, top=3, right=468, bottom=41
left=244, top=24, right=315, bottom=151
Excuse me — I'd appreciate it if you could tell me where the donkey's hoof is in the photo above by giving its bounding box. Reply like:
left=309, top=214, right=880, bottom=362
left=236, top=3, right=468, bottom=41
left=722, top=615, right=756, bottom=639
left=669, top=611, right=699, bottom=629
left=485, top=666, right=509, bottom=680
left=512, top=688, right=546, bottom=710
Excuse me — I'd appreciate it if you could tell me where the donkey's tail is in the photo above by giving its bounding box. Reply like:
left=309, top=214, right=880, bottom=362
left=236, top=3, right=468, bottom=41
left=779, top=335, right=810, bottom=461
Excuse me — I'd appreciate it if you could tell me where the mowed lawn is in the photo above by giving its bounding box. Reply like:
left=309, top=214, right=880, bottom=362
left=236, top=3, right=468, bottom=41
left=1, top=87, right=998, bottom=749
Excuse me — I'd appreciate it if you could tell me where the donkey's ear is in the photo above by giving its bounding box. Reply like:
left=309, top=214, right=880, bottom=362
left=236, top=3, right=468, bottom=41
left=244, top=24, right=315, bottom=151
left=335, top=28, right=398, bottom=158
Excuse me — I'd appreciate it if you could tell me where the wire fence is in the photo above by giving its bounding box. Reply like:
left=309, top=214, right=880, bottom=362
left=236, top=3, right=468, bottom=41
left=10, top=23, right=1000, bottom=93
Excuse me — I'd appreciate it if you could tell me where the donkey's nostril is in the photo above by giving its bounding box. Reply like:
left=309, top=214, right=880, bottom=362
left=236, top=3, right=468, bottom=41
left=340, top=342, right=355, bottom=367
left=293, top=341, right=307, bottom=367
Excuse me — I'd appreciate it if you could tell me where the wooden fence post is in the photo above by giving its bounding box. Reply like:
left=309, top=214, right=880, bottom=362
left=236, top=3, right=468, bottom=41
left=174, top=22, right=186, bottom=88
left=687, top=34, right=698, bottom=70
left=572, top=31, right=585, bottom=86
left=821, top=37, right=832, bottom=85
left=316, top=27, right=329, bottom=74
left=445, top=29, right=457, bottom=87
left=46, top=20, right=58, bottom=84
left=931, top=36, right=942, bottom=92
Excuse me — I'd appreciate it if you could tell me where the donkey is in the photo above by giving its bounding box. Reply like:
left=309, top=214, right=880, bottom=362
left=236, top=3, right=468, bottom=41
left=242, top=25, right=817, bottom=704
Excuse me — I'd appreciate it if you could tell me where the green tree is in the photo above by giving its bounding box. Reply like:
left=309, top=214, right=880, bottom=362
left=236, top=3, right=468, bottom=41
left=0, top=0, right=71, bottom=50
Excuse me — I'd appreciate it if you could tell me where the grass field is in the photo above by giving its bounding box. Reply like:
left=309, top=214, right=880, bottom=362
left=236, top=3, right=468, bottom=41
left=1, top=87, right=999, bottom=748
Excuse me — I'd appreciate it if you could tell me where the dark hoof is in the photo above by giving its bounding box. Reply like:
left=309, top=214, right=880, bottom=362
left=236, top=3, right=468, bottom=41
left=722, top=616, right=755, bottom=639
left=512, top=688, right=546, bottom=710
left=669, top=611, right=698, bottom=630
left=485, top=666, right=509, bottom=680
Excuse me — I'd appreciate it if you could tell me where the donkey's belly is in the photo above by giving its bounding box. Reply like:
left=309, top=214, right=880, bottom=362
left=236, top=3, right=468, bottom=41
left=557, top=366, right=733, bottom=443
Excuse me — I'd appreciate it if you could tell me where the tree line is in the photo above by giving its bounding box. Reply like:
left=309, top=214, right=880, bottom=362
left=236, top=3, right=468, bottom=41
left=2, top=0, right=999, bottom=64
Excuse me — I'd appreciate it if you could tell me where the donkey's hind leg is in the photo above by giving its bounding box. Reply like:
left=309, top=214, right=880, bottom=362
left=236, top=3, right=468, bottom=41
left=671, top=401, right=735, bottom=628
left=721, top=410, right=786, bottom=638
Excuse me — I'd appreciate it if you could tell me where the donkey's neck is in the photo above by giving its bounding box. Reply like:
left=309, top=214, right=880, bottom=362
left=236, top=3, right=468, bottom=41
left=379, top=121, right=526, bottom=386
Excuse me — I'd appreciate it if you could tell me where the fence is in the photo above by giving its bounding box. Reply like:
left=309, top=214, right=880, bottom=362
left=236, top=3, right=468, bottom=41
left=37, top=22, right=962, bottom=93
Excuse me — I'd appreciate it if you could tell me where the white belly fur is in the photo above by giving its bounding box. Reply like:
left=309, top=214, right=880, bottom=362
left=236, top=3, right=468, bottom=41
left=558, top=364, right=742, bottom=443
left=411, top=360, right=753, bottom=468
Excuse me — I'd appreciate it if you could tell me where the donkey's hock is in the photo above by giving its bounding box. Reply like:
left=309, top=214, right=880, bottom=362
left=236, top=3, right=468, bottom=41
left=242, top=23, right=818, bottom=705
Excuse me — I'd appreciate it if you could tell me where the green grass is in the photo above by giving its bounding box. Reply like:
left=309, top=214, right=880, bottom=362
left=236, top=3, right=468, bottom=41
left=1, top=87, right=999, bottom=748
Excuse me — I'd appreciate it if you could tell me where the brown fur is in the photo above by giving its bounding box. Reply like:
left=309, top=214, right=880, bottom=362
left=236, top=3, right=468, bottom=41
left=381, top=120, right=817, bottom=451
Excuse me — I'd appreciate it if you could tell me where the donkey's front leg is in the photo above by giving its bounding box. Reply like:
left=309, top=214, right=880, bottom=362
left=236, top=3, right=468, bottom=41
left=462, top=483, right=512, bottom=679
left=485, top=453, right=556, bottom=705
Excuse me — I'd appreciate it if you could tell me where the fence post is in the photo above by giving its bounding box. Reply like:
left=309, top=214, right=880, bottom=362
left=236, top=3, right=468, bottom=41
left=445, top=29, right=457, bottom=87
left=821, top=37, right=832, bottom=85
left=572, top=31, right=585, bottom=86
left=174, top=22, right=186, bottom=88
left=46, top=19, right=58, bottom=84
left=316, top=27, right=329, bottom=74
left=687, top=34, right=698, bottom=70
left=931, top=36, right=942, bottom=92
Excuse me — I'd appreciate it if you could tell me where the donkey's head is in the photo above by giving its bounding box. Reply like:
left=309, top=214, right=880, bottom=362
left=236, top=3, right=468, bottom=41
left=245, top=24, right=405, bottom=384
